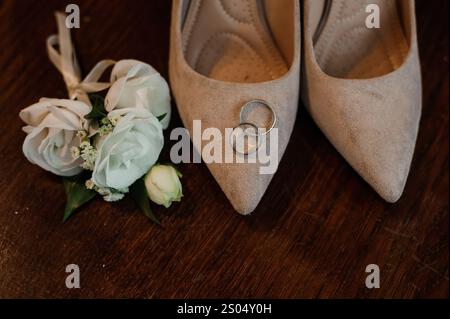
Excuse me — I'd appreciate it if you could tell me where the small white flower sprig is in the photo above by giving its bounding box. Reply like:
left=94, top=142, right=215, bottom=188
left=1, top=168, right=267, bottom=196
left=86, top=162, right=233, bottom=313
left=19, top=12, right=181, bottom=224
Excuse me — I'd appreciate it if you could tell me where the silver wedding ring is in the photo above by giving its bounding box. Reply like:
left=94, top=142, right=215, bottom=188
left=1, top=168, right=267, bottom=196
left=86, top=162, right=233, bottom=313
left=231, top=123, right=261, bottom=156
left=231, top=99, right=277, bottom=155
left=239, top=99, right=277, bottom=136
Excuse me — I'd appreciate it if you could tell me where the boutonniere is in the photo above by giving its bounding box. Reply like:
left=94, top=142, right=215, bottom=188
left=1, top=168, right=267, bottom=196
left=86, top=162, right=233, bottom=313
left=19, top=12, right=182, bottom=224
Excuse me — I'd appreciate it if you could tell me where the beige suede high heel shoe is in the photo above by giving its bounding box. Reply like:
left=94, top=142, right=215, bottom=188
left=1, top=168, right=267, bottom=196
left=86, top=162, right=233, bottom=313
left=302, top=0, right=422, bottom=202
left=169, top=0, right=301, bottom=214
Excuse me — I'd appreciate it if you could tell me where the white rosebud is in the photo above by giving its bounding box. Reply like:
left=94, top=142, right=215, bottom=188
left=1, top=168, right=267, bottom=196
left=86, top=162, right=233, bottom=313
left=145, top=164, right=182, bottom=208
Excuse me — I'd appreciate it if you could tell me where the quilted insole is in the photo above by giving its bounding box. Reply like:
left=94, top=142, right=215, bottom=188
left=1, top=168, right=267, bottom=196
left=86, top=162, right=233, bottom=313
left=182, top=0, right=288, bottom=83
left=314, top=0, right=409, bottom=79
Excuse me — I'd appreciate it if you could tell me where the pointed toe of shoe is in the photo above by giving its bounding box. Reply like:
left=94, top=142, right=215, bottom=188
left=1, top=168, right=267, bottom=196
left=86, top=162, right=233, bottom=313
left=227, top=186, right=264, bottom=215
left=208, top=163, right=273, bottom=215
left=169, top=46, right=299, bottom=216
left=373, top=178, right=404, bottom=204
left=361, top=152, right=411, bottom=204
left=305, top=74, right=422, bottom=202
left=226, top=182, right=265, bottom=216
left=169, top=78, right=298, bottom=213
left=168, top=76, right=299, bottom=213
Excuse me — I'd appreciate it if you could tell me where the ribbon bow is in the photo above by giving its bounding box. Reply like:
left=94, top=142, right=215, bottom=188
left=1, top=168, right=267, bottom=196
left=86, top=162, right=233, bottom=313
left=46, top=12, right=116, bottom=106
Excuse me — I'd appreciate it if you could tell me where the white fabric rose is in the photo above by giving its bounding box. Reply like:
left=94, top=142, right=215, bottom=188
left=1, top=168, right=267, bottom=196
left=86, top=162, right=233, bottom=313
left=145, top=164, right=183, bottom=208
left=92, top=108, right=164, bottom=190
left=19, top=98, right=91, bottom=176
left=105, top=59, right=171, bottom=129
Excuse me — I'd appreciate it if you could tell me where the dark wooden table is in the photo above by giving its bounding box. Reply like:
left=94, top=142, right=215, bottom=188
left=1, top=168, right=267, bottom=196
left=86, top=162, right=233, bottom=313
left=0, top=0, right=448, bottom=299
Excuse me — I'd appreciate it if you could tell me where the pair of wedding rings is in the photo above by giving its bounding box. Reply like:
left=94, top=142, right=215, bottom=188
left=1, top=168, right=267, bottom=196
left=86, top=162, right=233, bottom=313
left=230, top=99, right=277, bottom=155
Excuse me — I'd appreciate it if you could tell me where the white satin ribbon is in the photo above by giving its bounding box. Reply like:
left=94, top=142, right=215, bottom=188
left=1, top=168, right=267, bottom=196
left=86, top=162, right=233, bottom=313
left=46, top=12, right=116, bottom=106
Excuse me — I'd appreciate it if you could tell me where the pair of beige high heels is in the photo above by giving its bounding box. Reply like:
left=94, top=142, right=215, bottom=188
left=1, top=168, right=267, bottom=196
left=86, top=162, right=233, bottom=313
left=169, top=0, right=422, bottom=214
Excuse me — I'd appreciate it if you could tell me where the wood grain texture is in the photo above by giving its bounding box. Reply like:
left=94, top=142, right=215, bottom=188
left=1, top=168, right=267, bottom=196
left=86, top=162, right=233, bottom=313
left=0, top=0, right=448, bottom=299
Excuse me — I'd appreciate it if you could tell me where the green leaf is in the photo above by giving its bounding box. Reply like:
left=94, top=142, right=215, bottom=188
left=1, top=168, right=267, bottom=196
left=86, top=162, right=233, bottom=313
left=157, top=113, right=167, bottom=122
left=62, top=175, right=97, bottom=222
left=84, top=95, right=107, bottom=120
left=130, top=178, right=161, bottom=225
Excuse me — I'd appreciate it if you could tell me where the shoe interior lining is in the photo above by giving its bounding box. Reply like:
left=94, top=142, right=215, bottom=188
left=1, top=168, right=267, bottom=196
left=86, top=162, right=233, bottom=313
left=313, top=0, right=409, bottom=79
left=182, top=0, right=291, bottom=83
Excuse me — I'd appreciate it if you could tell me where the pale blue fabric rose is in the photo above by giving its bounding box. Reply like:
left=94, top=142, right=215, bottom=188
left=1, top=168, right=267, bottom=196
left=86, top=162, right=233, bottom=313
left=92, top=108, right=164, bottom=190
left=105, top=60, right=171, bottom=129
left=20, top=98, right=91, bottom=176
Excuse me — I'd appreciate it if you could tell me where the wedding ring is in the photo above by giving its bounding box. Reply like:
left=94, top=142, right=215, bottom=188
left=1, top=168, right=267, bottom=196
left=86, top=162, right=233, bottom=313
left=230, top=123, right=262, bottom=156
left=239, top=99, right=277, bottom=136
left=230, top=99, right=277, bottom=155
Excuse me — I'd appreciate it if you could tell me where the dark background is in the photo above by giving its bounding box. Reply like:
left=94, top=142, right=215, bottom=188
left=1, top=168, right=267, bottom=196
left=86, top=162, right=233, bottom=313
left=0, top=0, right=448, bottom=298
